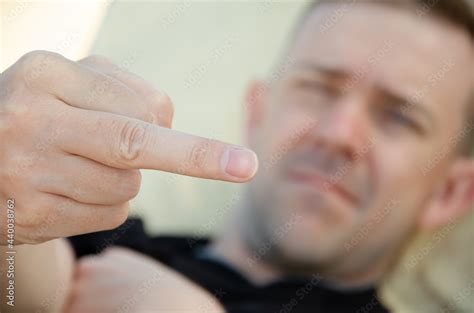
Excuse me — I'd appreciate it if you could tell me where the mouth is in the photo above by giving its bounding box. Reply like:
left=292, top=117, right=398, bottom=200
left=285, top=169, right=358, bottom=206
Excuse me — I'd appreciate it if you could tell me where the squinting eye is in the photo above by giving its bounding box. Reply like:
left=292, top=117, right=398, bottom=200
left=385, top=108, right=420, bottom=131
left=298, top=80, right=340, bottom=97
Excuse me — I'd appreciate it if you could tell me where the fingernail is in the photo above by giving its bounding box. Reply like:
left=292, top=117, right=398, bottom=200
left=222, top=147, right=258, bottom=179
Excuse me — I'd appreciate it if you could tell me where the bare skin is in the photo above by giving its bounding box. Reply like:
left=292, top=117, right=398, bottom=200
left=0, top=52, right=256, bottom=312
left=63, top=4, right=474, bottom=310
left=210, top=2, right=474, bottom=287
left=65, top=248, right=225, bottom=313
left=1, top=2, right=473, bottom=312
left=0, top=52, right=258, bottom=245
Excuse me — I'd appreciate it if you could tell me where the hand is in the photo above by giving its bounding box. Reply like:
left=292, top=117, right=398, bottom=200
left=64, top=247, right=225, bottom=313
left=0, top=51, right=258, bottom=245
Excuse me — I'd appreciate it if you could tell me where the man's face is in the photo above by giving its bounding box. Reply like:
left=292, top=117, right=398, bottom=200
left=245, top=3, right=472, bottom=279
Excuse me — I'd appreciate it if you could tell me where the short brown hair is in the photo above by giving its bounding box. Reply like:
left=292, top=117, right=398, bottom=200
left=298, top=0, right=474, bottom=156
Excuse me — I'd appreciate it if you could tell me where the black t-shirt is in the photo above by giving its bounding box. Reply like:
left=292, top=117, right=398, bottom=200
left=67, top=219, right=389, bottom=313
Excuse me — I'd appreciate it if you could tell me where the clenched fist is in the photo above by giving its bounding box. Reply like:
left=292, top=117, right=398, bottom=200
left=0, top=51, right=258, bottom=245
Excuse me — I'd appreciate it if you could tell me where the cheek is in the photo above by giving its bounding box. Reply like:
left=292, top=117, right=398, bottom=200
left=380, top=142, right=432, bottom=188
left=259, top=106, right=315, bottom=160
left=369, top=145, right=434, bottom=223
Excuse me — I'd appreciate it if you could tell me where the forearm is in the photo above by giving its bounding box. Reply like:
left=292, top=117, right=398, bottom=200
left=0, top=238, right=75, bottom=313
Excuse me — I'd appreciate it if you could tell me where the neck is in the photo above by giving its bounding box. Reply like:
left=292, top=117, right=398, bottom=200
left=208, top=219, right=283, bottom=285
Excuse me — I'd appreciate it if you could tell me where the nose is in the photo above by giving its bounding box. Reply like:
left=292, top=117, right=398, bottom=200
left=309, top=95, right=371, bottom=162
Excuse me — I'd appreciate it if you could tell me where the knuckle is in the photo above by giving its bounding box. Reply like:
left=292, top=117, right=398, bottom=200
left=116, top=120, right=149, bottom=164
left=144, top=90, right=174, bottom=125
left=19, top=50, right=51, bottom=70
left=17, top=50, right=63, bottom=87
left=155, top=90, right=173, bottom=109
left=186, top=138, right=215, bottom=170
left=157, top=91, right=174, bottom=117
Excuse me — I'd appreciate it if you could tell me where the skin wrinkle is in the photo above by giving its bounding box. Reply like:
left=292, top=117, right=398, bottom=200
left=294, top=0, right=474, bottom=155
left=208, top=0, right=474, bottom=289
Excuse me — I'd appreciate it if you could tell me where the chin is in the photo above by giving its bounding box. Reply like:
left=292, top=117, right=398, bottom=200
left=272, top=214, right=353, bottom=267
left=249, top=182, right=357, bottom=264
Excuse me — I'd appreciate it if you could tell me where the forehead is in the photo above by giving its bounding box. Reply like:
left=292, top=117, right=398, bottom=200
left=289, top=3, right=473, bottom=128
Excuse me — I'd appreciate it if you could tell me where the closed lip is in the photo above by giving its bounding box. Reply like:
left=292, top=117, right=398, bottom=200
left=285, top=169, right=358, bottom=206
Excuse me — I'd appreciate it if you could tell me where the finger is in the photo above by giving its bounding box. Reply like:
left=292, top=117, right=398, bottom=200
left=78, top=55, right=174, bottom=128
left=58, top=107, right=259, bottom=182
left=22, top=51, right=165, bottom=124
left=34, top=154, right=141, bottom=205
left=25, top=193, right=130, bottom=242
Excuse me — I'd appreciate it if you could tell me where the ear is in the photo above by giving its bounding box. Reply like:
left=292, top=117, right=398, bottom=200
left=243, top=80, right=268, bottom=145
left=419, top=157, right=474, bottom=230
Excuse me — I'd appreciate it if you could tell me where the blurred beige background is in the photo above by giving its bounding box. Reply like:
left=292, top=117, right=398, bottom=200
left=1, top=1, right=473, bottom=311
left=1, top=0, right=307, bottom=235
left=89, top=0, right=307, bottom=235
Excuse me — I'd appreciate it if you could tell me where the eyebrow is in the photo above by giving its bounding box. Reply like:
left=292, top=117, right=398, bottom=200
left=294, top=60, right=437, bottom=130
left=294, top=61, right=350, bottom=80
